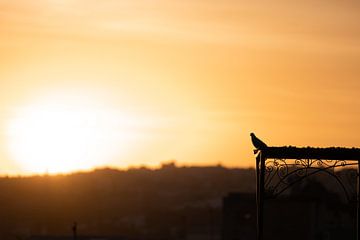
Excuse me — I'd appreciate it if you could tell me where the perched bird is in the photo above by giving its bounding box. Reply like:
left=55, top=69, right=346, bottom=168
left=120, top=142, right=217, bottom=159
left=250, top=133, right=267, bottom=154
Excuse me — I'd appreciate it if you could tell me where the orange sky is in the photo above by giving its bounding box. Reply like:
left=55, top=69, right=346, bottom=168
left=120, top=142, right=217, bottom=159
left=1, top=0, right=360, bottom=175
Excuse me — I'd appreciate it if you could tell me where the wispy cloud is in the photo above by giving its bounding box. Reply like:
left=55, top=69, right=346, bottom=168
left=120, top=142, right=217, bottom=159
left=1, top=0, right=360, bottom=53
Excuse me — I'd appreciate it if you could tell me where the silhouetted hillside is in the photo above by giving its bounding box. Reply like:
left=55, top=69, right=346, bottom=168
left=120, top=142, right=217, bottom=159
left=0, top=164, right=255, bottom=240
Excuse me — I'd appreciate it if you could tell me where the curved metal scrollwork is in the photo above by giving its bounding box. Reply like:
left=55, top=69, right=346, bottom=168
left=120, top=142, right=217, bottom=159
left=251, top=138, right=360, bottom=240
left=264, top=158, right=359, bottom=202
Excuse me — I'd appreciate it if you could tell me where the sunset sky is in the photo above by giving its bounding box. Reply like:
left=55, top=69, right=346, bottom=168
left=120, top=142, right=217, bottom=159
left=1, top=0, right=360, bottom=175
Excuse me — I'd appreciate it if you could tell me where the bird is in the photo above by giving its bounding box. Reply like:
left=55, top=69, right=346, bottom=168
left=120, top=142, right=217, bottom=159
left=250, top=133, right=267, bottom=154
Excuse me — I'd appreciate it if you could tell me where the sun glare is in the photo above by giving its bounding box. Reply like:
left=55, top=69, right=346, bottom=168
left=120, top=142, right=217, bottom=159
left=6, top=92, right=135, bottom=174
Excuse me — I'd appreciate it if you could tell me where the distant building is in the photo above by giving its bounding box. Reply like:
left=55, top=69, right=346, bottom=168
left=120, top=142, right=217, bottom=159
left=222, top=188, right=355, bottom=240
left=222, top=193, right=256, bottom=240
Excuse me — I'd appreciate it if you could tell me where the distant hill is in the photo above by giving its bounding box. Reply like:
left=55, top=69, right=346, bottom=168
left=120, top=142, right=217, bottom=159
left=0, top=164, right=255, bottom=240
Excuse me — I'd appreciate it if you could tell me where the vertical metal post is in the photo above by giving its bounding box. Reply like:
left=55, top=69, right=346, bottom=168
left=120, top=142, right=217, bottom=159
left=256, top=154, right=260, bottom=240
left=357, top=161, right=359, bottom=240
left=256, top=152, right=265, bottom=240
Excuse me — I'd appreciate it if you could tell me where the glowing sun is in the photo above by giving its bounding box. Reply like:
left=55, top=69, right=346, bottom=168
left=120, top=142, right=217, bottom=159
left=6, top=92, right=132, bottom=174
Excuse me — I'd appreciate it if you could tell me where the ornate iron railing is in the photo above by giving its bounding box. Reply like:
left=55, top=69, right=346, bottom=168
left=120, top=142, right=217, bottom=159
left=264, top=158, right=358, bottom=201
left=251, top=135, right=360, bottom=240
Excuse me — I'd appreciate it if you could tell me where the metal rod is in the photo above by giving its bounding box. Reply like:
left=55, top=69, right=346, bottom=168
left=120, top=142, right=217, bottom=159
left=357, top=161, right=359, bottom=240
left=257, top=152, right=265, bottom=240
left=256, top=154, right=260, bottom=240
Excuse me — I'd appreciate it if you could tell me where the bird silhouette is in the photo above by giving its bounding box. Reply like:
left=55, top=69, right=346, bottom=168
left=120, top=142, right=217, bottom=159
left=250, top=133, right=267, bottom=154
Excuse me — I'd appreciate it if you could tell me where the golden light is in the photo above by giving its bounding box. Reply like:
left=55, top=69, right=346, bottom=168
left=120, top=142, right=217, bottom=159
left=6, top=91, right=137, bottom=174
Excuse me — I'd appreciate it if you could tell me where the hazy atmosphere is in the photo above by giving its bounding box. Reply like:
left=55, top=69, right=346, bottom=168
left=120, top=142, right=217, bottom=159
left=1, top=0, right=360, bottom=175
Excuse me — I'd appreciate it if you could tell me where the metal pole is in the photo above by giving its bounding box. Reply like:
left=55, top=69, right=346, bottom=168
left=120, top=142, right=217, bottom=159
left=256, top=152, right=265, bottom=240
left=357, top=161, right=359, bottom=240
left=260, top=153, right=266, bottom=240
left=256, top=154, right=260, bottom=240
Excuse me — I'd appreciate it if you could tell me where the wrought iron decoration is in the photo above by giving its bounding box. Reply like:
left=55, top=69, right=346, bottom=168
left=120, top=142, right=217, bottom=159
left=251, top=133, right=360, bottom=240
